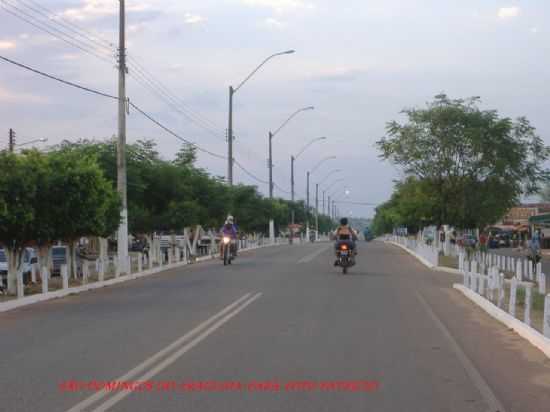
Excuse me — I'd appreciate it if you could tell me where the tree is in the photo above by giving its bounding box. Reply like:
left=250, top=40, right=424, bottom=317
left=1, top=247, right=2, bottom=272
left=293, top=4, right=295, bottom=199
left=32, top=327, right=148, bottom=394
left=377, top=94, right=550, bottom=229
left=0, top=150, right=120, bottom=292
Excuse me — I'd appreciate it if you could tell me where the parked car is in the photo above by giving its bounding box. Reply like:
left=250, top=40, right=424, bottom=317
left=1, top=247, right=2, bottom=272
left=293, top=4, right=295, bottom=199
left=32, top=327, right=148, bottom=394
left=51, top=246, right=68, bottom=276
left=0, top=247, right=38, bottom=287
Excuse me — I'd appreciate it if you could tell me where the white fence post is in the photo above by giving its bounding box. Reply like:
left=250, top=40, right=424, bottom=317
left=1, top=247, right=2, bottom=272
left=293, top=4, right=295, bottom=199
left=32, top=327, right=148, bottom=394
left=516, top=260, right=523, bottom=281
left=539, top=273, right=546, bottom=295
left=478, top=273, right=485, bottom=296
left=31, top=263, right=37, bottom=283
left=509, top=277, right=517, bottom=317
left=524, top=285, right=532, bottom=327
left=98, top=259, right=105, bottom=282
left=61, top=264, right=69, bottom=289
left=115, top=257, right=120, bottom=278
left=544, top=295, right=550, bottom=338
left=498, top=273, right=505, bottom=309
left=138, top=252, right=143, bottom=273
left=17, top=270, right=24, bottom=299
left=82, top=261, right=89, bottom=284
left=41, top=266, right=49, bottom=294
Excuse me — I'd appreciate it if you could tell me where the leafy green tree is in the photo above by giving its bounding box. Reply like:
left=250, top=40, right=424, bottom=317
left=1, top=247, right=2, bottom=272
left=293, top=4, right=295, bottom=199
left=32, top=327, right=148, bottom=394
left=377, top=94, right=550, bottom=229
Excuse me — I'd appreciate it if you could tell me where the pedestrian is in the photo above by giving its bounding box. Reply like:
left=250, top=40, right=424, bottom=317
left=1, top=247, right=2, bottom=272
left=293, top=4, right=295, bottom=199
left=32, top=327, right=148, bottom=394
left=479, top=231, right=488, bottom=253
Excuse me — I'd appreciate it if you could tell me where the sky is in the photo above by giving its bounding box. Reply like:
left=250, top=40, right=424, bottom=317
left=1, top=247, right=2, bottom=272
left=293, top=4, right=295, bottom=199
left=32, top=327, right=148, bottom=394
left=1, top=0, right=549, bottom=218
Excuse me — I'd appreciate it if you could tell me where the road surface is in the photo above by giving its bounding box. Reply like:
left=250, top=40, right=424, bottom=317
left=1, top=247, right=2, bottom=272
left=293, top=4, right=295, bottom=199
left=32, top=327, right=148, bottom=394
left=1, top=241, right=550, bottom=412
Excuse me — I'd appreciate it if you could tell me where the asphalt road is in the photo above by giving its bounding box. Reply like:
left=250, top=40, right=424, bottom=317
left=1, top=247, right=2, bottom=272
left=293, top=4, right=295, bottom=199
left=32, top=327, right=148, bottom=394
left=1, top=241, right=550, bottom=412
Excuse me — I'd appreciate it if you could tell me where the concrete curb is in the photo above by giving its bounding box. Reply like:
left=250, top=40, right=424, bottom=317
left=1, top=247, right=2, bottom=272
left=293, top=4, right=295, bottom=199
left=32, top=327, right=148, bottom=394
left=0, top=242, right=286, bottom=313
left=386, top=241, right=462, bottom=275
left=453, top=284, right=550, bottom=359
left=386, top=241, right=436, bottom=269
left=435, top=266, right=462, bottom=275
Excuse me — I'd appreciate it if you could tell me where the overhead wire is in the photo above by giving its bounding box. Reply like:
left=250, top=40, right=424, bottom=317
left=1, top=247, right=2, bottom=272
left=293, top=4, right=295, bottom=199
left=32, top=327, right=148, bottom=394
left=1, top=3, right=290, bottom=194
left=12, top=0, right=116, bottom=51
left=0, top=0, right=115, bottom=65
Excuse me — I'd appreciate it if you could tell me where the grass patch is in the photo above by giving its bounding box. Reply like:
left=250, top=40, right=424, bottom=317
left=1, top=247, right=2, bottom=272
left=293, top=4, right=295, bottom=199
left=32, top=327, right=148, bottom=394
left=439, top=254, right=458, bottom=269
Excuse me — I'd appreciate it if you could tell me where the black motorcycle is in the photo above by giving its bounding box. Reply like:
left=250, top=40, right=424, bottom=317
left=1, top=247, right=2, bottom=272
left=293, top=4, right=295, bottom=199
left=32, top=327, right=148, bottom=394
left=336, top=242, right=355, bottom=274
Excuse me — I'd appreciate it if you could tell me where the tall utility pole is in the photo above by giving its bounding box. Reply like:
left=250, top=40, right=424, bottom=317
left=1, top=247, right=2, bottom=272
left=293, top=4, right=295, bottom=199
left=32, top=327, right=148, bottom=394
left=268, top=131, right=273, bottom=197
left=117, top=0, right=129, bottom=274
left=290, top=155, right=295, bottom=202
left=315, top=183, right=319, bottom=240
left=322, top=190, right=325, bottom=214
left=8, top=128, right=15, bottom=152
left=227, top=86, right=234, bottom=185
left=328, top=195, right=331, bottom=219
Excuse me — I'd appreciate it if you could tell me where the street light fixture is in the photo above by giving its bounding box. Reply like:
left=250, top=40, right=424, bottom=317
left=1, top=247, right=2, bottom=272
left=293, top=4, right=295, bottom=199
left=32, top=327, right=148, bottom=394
left=15, top=137, right=48, bottom=148
left=290, top=136, right=326, bottom=202
left=268, top=106, right=314, bottom=198
left=306, top=156, right=336, bottom=239
left=227, top=50, right=295, bottom=185
left=317, top=169, right=342, bottom=214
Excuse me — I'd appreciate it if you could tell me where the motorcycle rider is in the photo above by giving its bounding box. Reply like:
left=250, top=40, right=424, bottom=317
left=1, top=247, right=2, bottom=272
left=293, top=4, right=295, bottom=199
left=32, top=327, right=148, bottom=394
left=220, top=215, right=238, bottom=259
left=333, top=217, right=357, bottom=266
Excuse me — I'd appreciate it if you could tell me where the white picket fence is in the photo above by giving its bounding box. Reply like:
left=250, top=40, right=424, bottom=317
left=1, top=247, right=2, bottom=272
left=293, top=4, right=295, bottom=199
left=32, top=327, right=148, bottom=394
left=2, top=233, right=286, bottom=312
left=464, top=251, right=547, bottom=294
left=389, top=235, right=439, bottom=267
left=458, top=253, right=550, bottom=338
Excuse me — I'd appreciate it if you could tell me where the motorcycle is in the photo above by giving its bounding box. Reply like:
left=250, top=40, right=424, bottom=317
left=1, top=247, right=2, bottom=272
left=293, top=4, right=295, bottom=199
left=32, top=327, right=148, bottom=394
left=336, top=242, right=355, bottom=274
left=222, top=236, right=235, bottom=266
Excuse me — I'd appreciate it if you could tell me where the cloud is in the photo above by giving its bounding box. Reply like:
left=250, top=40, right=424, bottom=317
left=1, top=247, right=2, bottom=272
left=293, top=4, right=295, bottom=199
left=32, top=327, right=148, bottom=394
left=263, top=17, right=286, bottom=29
left=497, top=7, right=520, bottom=19
left=530, top=27, right=539, bottom=34
left=0, top=86, right=49, bottom=104
left=241, top=0, right=314, bottom=13
left=0, top=40, right=16, bottom=50
left=184, top=12, right=206, bottom=24
left=62, top=0, right=153, bottom=21
left=308, top=67, right=368, bottom=83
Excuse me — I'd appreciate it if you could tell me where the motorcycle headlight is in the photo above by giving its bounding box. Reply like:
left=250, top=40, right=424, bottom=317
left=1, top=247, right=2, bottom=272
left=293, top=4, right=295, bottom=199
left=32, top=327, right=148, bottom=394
left=341, top=244, right=348, bottom=250
left=223, top=237, right=231, bottom=244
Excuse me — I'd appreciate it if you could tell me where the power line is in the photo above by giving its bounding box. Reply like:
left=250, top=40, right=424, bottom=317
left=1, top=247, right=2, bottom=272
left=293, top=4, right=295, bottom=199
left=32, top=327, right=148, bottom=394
left=0, top=54, right=118, bottom=99
left=15, top=0, right=116, bottom=50
left=126, top=65, right=226, bottom=142
left=234, top=159, right=269, bottom=185
left=127, top=55, right=223, bottom=132
left=0, top=54, right=227, bottom=162
left=128, top=101, right=227, bottom=160
left=1, top=0, right=115, bottom=65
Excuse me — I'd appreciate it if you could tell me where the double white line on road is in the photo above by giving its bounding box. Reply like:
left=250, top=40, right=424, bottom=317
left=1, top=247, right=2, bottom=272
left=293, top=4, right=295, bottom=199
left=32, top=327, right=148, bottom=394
left=66, top=292, right=262, bottom=412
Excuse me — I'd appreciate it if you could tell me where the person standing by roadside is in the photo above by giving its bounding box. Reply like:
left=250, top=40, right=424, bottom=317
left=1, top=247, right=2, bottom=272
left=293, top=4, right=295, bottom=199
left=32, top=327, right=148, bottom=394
left=479, top=231, right=488, bottom=253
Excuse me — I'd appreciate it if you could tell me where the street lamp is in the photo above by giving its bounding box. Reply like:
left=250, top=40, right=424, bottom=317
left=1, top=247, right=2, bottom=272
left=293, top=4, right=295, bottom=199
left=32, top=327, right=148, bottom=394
left=306, top=156, right=336, bottom=239
left=291, top=136, right=326, bottom=202
left=317, top=169, right=342, bottom=214
left=15, top=137, right=48, bottom=149
left=268, top=106, right=314, bottom=198
left=227, top=50, right=295, bottom=185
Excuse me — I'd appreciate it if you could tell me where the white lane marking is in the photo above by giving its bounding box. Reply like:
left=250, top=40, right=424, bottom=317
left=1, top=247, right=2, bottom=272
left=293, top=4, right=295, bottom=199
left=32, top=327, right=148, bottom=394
left=297, top=245, right=330, bottom=264
left=415, top=292, right=506, bottom=412
left=89, top=292, right=262, bottom=412
left=65, top=292, right=254, bottom=412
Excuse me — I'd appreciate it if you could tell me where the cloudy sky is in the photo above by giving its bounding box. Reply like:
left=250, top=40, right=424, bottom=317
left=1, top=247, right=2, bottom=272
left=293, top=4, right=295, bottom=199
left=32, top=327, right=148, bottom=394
left=1, top=0, right=548, bottom=217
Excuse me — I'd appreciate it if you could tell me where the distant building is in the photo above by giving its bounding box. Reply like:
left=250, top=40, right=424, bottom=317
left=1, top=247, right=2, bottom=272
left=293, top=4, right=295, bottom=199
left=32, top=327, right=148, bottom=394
left=500, top=203, right=550, bottom=225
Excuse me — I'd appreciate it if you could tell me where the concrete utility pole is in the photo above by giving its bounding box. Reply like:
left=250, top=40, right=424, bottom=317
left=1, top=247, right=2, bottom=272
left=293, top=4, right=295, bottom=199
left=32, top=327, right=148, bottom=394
left=227, top=50, right=294, bottom=186
left=290, top=155, right=295, bottom=202
left=315, top=183, right=319, bottom=240
left=8, top=128, right=15, bottom=152
left=227, top=86, right=234, bottom=185
left=117, top=0, right=129, bottom=274
left=268, top=131, right=273, bottom=198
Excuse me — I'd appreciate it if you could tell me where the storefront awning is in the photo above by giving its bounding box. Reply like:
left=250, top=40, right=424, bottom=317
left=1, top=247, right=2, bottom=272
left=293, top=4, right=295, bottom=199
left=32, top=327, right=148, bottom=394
left=528, top=213, right=550, bottom=225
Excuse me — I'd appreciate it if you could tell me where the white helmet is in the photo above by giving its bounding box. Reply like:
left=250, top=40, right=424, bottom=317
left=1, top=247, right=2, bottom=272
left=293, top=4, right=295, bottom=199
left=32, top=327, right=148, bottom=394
left=227, top=215, right=234, bottom=224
